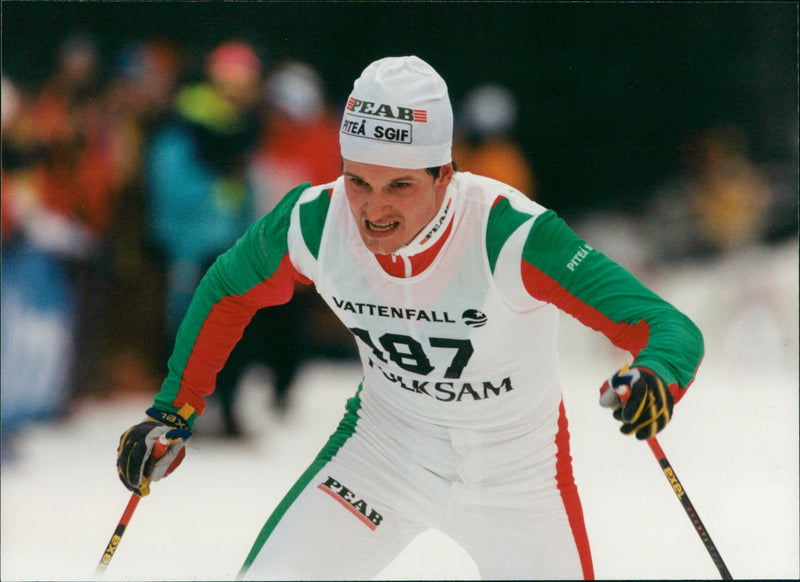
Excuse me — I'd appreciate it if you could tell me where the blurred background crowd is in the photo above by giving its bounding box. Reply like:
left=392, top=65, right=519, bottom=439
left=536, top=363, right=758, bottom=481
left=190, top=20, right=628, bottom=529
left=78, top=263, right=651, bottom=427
left=2, top=2, right=797, bottom=459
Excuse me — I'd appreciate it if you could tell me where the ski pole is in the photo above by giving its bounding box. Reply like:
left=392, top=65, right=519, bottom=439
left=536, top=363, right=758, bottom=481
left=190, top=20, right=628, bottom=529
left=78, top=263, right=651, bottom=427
left=95, top=435, right=169, bottom=577
left=604, top=374, right=732, bottom=579
left=646, top=436, right=732, bottom=580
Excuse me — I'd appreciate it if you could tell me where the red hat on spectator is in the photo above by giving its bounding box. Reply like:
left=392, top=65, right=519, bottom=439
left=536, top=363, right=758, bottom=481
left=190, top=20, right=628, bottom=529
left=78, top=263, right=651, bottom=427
left=206, top=41, right=261, bottom=86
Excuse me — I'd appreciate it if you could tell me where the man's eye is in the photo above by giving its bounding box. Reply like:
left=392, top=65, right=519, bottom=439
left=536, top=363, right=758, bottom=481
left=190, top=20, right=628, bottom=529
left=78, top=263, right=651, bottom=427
left=393, top=182, right=411, bottom=189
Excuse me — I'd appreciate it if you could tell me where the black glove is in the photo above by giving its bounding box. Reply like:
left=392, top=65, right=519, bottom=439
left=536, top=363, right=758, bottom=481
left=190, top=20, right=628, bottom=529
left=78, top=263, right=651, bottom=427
left=599, top=366, right=674, bottom=440
left=117, top=407, right=192, bottom=496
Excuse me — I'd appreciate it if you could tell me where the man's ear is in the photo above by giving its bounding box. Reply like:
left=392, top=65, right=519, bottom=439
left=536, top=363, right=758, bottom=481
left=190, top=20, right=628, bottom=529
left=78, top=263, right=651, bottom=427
left=436, top=163, right=454, bottom=189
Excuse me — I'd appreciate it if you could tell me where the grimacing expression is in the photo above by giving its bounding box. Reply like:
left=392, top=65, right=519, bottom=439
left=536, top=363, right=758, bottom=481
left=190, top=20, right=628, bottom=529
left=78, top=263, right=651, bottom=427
left=343, top=160, right=453, bottom=255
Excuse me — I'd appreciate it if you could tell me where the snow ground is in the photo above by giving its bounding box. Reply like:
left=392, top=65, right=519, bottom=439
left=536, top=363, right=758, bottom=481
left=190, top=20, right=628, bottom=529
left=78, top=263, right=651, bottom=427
left=2, top=241, right=798, bottom=581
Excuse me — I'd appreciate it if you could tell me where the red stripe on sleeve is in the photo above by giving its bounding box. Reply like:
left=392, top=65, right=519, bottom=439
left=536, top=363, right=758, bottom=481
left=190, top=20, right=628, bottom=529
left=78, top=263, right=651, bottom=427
left=174, top=256, right=305, bottom=413
left=521, top=260, right=650, bottom=357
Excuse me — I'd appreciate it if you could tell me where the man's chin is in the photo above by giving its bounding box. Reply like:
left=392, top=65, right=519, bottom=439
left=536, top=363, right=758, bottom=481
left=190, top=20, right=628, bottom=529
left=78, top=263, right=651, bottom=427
left=366, top=243, right=402, bottom=255
left=361, top=234, right=403, bottom=255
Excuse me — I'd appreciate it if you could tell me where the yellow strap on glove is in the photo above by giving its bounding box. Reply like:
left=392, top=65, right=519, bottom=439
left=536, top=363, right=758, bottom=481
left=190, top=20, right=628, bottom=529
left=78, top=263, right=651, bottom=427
left=599, top=366, right=674, bottom=439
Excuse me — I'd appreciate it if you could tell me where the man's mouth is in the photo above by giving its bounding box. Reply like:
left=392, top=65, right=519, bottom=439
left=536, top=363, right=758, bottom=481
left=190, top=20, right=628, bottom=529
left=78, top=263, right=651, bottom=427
left=365, top=220, right=400, bottom=233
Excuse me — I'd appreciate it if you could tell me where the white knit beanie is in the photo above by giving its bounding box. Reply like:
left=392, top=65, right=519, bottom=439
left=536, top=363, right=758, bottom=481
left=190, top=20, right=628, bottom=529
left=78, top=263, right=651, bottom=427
left=340, top=56, right=453, bottom=169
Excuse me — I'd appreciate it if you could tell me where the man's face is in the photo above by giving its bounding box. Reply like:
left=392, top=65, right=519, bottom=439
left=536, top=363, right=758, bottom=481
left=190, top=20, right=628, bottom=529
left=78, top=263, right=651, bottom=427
left=343, top=159, right=453, bottom=255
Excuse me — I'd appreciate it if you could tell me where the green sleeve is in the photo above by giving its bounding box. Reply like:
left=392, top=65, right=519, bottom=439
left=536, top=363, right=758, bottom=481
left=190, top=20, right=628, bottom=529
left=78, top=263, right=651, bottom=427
left=522, top=210, right=704, bottom=397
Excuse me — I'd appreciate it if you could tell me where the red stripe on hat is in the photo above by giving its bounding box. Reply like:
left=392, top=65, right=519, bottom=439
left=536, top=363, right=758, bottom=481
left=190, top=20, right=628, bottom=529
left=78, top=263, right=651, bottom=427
left=413, top=109, right=427, bottom=122
left=347, top=96, right=356, bottom=110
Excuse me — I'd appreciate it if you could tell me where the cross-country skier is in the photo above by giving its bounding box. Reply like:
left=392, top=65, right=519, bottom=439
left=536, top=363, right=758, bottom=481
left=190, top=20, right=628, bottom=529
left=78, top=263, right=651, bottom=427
left=116, top=56, right=704, bottom=580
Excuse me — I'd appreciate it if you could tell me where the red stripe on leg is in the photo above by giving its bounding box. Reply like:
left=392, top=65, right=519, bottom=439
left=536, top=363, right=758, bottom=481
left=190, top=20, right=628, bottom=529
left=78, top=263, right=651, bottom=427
left=555, top=399, right=595, bottom=580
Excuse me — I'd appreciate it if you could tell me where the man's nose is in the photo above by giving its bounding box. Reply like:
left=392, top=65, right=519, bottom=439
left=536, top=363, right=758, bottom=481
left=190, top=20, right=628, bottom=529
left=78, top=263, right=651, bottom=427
left=363, top=194, right=392, bottom=217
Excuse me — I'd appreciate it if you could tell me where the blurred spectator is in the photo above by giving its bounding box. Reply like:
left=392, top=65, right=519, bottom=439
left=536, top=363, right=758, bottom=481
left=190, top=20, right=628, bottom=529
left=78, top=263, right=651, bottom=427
left=214, top=61, right=352, bottom=436
left=144, top=41, right=264, bottom=434
left=96, top=39, right=187, bottom=396
left=250, top=60, right=341, bottom=215
left=453, top=83, right=537, bottom=198
left=146, top=40, right=263, bottom=338
left=108, top=39, right=186, bottom=189
left=644, top=126, right=775, bottom=265
left=34, top=33, right=101, bottom=132
left=1, top=75, right=80, bottom=459
left=3, top=33, right=129, bottom=407
left=1, top=73, right=23, bottom=132
left=28, top=32, right=114, bottom=237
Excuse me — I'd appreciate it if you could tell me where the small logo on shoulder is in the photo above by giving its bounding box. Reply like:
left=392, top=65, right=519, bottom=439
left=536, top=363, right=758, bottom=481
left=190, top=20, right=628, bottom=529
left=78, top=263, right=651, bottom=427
left=566, top=244, right=594, bottom=272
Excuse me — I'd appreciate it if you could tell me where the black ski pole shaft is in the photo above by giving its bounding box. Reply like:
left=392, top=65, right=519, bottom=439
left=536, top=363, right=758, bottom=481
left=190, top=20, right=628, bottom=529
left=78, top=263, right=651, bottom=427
left=646, top=436, right=732, bottom=580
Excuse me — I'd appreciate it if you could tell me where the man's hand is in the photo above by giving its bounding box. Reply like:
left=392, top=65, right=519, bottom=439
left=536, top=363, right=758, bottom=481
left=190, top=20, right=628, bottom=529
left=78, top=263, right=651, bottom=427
left=117, top=406, right=193, bottom=496
left=599, top=366, right=674, bottom=440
